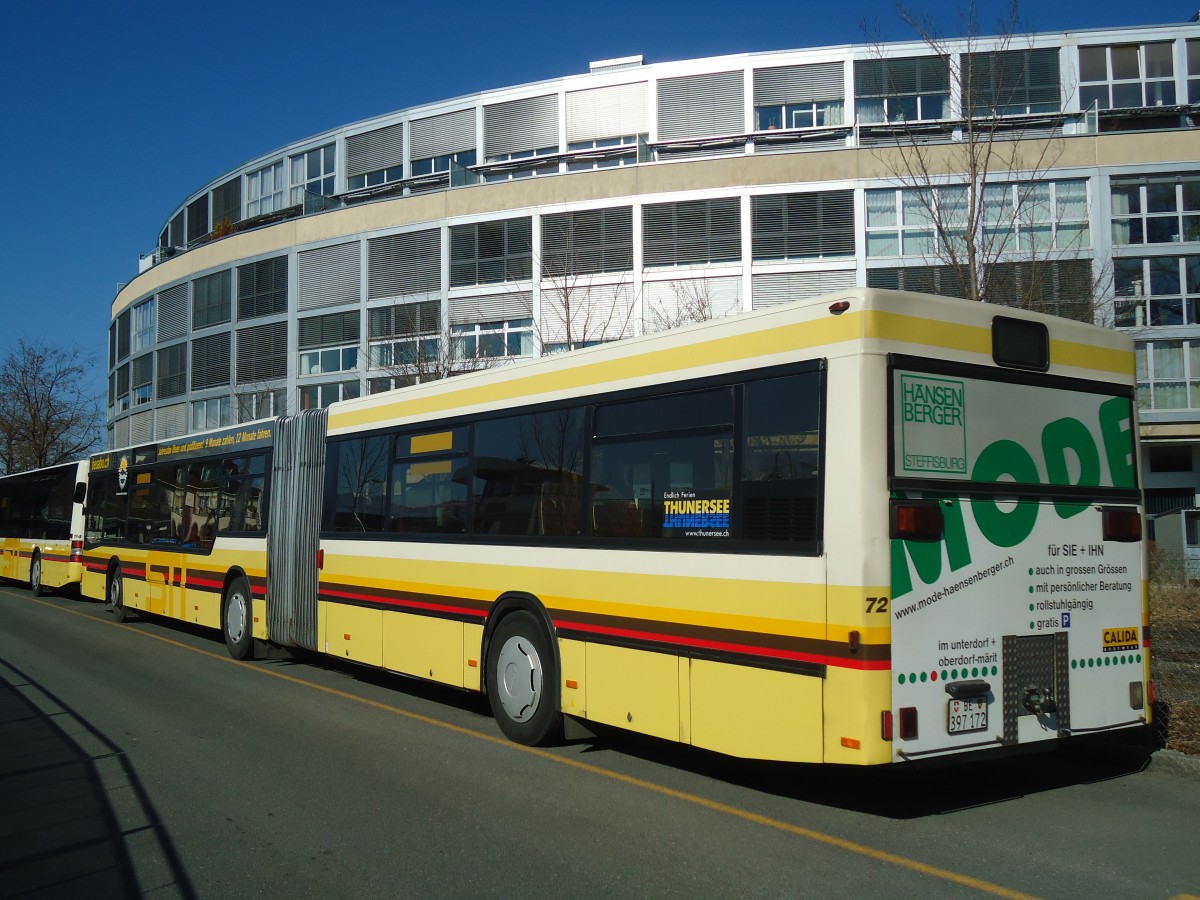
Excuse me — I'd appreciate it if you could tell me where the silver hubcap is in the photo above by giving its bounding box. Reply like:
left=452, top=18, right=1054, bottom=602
left=495, top=634, right=542, bottom=723
left=31, top=559, right=39, bottom=588
left=109, top=578, right=120, bottom=606
left=226, top=591, right=247, bottom=642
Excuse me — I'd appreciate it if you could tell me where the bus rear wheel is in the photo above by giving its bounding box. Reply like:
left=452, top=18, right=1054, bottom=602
left=222, top=576, right=254, bottom=660
left=29, top=552, right=44, bottom=596
left=108, top=569, right=128, bottom=623
left=486, top=610, right=562, bottom=746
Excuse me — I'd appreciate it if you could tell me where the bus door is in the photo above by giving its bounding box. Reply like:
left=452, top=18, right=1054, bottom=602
left=145, top=462, right=189, bottom=618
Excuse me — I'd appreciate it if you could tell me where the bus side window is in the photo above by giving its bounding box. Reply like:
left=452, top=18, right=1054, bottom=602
left=741, top=371, right=822, bottom=544
left=472, top=408, right=584, bottom=537
left=591, top=388, right=734, bottom=540
left=328, top=437, right=389, bottom=532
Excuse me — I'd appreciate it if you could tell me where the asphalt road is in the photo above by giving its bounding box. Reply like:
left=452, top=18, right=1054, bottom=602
left=2, top=582, right=1198, bottom=900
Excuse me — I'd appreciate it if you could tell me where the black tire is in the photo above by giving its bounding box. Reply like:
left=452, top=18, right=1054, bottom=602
left=108, top=568, right=128, bottom=623
left=222, top=576, right=254, bottom=660
left=29, top=552, right=44, bottom=596
left=486, top=610, right=562, bottom=746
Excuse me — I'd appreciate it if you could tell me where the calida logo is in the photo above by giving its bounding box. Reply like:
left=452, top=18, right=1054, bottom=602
left=893, top=396, right=1135, bottom=599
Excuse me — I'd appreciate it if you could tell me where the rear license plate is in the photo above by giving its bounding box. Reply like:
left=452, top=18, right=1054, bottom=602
left=947, top=697, right=988, bottom=735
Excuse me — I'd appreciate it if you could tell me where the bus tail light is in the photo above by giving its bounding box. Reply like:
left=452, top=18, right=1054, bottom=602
left=881, top=710, right=893, bottom=741
left=70, top=540, right=83, bottom=562
left=1101, top=507, right=1141, bottom=543
left=316, top=549, right=324, bottom=570
left=891, top=502, right=943, bottom=541
left=898, top=707, right=918, bottom=740
left=1147, top=680, right=1155, bottom=706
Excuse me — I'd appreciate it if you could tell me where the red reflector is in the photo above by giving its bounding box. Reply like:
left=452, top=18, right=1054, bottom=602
left=899, top=707, right=919, bottom=740
left=1101, top=507, right=1142, bottom=543
left=848, top=630, right=861, bottom=653
left=891, top=502, right=943, bottom=541
left=1147, top=680, right=1155, bottom=705
left=881, top=710, right=893, bottom=741
left=70, top=540, right=83, bottom=561
left=316, top=549, right=325, bottom=570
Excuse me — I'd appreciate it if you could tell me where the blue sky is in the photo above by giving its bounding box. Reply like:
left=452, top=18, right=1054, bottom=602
left=0, top=0, right=1183, bottom=391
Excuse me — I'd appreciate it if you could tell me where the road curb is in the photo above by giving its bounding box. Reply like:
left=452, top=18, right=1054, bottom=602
left=1148, top=748, right=1200, bottom=780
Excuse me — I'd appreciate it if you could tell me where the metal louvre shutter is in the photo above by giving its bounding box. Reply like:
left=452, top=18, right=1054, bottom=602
left=411, top=108, right=476, bottom=159
left=855, top=56, right=949, bottom=96
left=657, top=71, right=745, bottom=140
left=449, top=291, right=531, bottom=325
left=237, top=321, right=287, bottom=384
left=566, top=82, right=648, bottom=142
left=484, top=94, right=559, bottom=156
left=540, top=283, right=634, bottom=344
left=754, top=62, right=844, bottom=105
left=193, top=270, right=232, bottom=329
left=299, top=311, right=359, bottom=350
left=191, top=333, right=232, bottom=390
left=186, top=197, right=209, bottom=243
left=964, top=48, right=1060, bottom=110
left=298, top=242, right=360, bottom=310
left=368, top=228, right=441, bottom=299
left=212, top=177, right=241, bottom=225
left=642, top=277, right=742, bottom=329
left=346, top=123, right=405, bottom=177
left=155, top=403, right=187, bottom=439
left=131, top=353, right=154, bottom=389
left=643, top=198, right=741, bottom=266
left=130, top=410, right=153, bottom=446
left=158, top=283, right=188, bottom=341
left=542, top=207, right=633, bottom=276
left=867, top=265, right=968, bottom=298
left=156, top=343, right=187, bottom=399
left=751, top=271, right=856, bottom=308
left=168, top=211, right=184, bottom=249
left=113, top=417, right=130, bottom=450
left=369, top=300, right=441, bottom=338
left=752, top=191, right=855, bottom=260
left=237, top=256, right=288, bottom=320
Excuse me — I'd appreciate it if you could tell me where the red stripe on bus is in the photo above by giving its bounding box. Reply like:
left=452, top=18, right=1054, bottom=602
left=555, top=619, right=891, bottom=671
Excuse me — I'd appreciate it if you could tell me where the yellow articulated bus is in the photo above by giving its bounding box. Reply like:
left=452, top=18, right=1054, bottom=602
left=82, top=288, right=1149, bottom=764
left=0, top=460, right=89, bottom=596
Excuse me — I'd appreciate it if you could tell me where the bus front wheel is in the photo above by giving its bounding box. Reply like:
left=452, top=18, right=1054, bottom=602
left=222, top=576, right=254, bottom=661
left=486, top=610, right=562, bottom=746
left=108, top=569, right=128, bottom=623
left=29, top=552, right=44, bottom=596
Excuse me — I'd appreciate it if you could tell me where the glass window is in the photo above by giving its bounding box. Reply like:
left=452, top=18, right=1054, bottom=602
left=472, top=408, right=585, bottom=536
left=327, top=436, right=389, bottom=532
left=854, top=56, right=950, bottom=124
left=290, top=144, right=336, bottom=205
left=246, top=161, right=286, bottom=218
left=389, top=431, right=468, bottom=535
left=451, top=319, right=533, bottom=360
left=1079, top=42, right=1176, bottom=110
left=590, top=388, right=735, bottom=540
left=740, top=372, right=822, bottom=542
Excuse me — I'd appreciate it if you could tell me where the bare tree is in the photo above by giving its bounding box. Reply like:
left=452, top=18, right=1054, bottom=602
left=862, top=0, right=1106, bottom=321
left=0, top=340, right=102, bottom=474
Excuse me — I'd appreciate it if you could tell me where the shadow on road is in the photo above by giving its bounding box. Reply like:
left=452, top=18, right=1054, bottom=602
left=0, top=659, right=197, bottom=898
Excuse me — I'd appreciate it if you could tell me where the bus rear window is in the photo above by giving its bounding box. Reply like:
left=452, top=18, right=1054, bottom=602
left=992, top=316, right=1049, bottom=372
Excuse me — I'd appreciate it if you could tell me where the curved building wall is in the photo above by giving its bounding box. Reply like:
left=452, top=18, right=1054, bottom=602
left=107, top=20, right=1200, bottom=512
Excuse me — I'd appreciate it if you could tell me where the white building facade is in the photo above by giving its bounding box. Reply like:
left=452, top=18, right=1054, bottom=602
left=107, top=19, right=1200, bottom=515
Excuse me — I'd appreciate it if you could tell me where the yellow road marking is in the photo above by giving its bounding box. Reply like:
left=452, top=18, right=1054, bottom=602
left=33, top=595, right=1039, bottom=900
